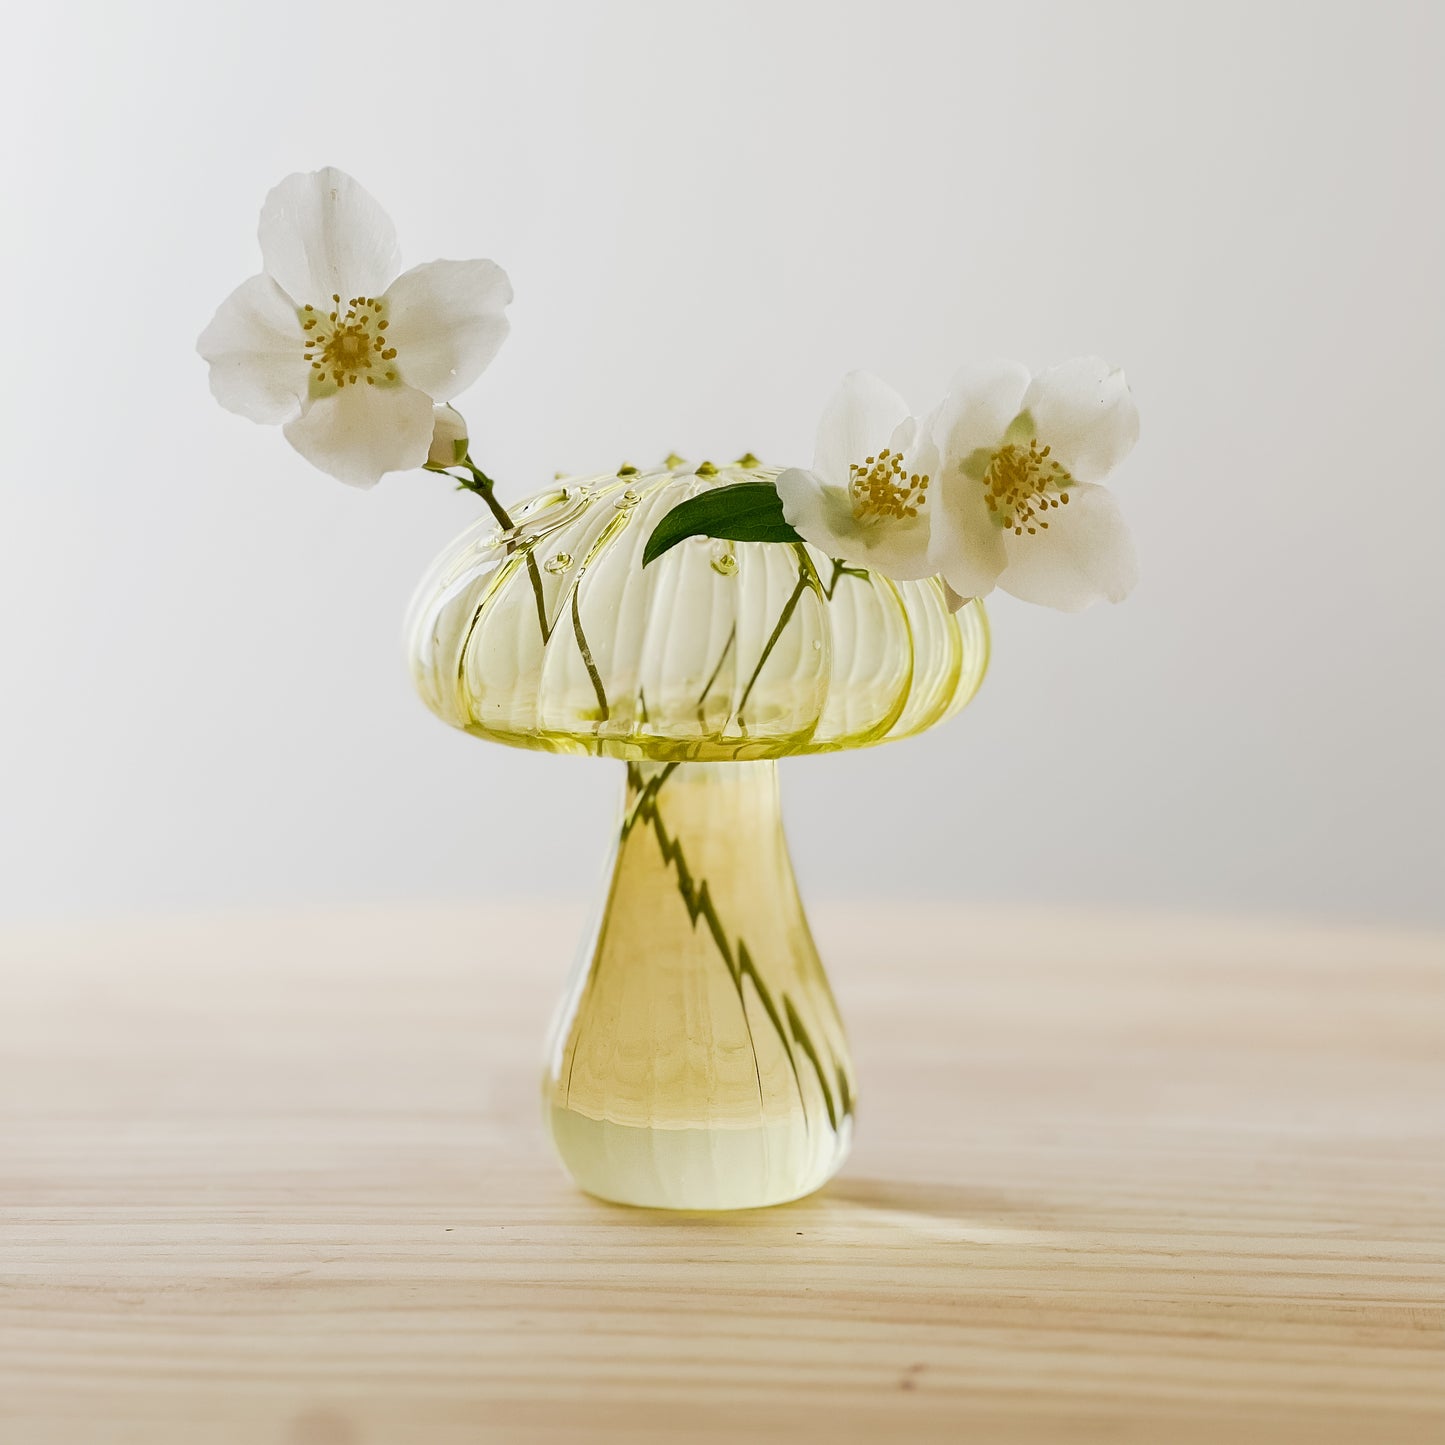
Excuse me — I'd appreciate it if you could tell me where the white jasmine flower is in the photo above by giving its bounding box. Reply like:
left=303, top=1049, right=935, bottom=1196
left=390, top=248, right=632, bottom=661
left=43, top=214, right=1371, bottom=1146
left=427, top=404, right=469, bottom=468
left=197, top=168, right=512, bottom=487
left=775, top=371, right=939, bottom=581
left=928, top=358, right=1140, bottom=610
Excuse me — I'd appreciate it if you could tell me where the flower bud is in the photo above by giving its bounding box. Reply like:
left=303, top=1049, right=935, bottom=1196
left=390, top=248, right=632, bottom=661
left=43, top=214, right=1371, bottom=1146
left=427, top=405, right=469, bottom=468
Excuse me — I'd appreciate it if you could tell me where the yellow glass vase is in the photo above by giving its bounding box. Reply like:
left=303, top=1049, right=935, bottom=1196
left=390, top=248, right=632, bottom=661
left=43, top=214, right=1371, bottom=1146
left=407, top=461, right=989, bottom=1209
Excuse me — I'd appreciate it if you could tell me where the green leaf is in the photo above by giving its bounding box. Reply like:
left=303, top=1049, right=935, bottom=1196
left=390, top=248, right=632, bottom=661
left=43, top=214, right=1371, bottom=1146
left=642, top=481, right=802, bottom=566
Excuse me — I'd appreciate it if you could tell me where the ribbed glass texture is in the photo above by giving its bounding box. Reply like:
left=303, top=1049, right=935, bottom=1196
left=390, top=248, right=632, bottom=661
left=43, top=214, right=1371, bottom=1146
left=406, top=463, right=989, bottom=761
left=405, top=462, right=991, bottom=1208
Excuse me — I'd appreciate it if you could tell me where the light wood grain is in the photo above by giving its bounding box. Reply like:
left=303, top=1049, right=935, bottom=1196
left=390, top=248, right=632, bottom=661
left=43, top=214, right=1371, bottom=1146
left=1, top=905, right=1441, bottom=1444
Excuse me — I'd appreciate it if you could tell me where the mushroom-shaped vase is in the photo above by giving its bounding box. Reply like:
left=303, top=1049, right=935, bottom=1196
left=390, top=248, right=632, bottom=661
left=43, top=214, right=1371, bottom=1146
left=407, top=462, right=989, bottom=1209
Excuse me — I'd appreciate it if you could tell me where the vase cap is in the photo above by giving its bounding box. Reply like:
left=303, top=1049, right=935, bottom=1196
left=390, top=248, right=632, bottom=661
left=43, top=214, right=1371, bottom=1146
left=406, top=463, right=988, bottom=761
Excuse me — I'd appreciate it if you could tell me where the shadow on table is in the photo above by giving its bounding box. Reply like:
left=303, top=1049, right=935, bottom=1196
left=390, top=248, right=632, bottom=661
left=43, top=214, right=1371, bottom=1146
left=823, top=1176, right=1024, bottom=1223
left=575, top=1175, right=1055, bottom=1242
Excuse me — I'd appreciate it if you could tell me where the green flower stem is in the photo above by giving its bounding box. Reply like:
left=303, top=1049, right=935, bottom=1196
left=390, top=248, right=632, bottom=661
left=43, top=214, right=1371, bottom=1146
left=823, top=558, right=869, bottom=600
left=458, top=458, right=516, bottom=531
left=427, top=455, right=517, bottom=532
left=735, top=545, right=822, bottom=725
left=619, top=762, right=839, bottom=1129
left=428, top=456, right=611, bottom=720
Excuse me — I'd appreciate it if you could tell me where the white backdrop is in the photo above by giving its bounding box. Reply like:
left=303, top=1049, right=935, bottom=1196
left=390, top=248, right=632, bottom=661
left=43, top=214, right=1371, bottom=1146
left=1, top=0, right=1440, bottom=925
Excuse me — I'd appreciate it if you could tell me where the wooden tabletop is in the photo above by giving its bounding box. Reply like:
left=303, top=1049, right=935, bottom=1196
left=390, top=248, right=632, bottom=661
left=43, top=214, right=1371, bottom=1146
left=1, top=905, right=1441, bottom=1444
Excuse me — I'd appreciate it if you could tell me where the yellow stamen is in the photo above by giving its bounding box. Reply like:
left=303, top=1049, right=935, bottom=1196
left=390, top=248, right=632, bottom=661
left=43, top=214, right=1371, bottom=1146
left=980, top=440, right=1071, bottom=535
left=849, top=447, right=929, bottom=522
left=302, top=294, right=398, bottom=393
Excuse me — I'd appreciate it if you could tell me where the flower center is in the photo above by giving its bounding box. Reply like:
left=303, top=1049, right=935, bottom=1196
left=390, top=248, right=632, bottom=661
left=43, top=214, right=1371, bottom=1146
left=981, top=440, right=1071, bottom=535
left=849, top=448, right=929, bottom=522
left=300, top=293, right=399, bottom=393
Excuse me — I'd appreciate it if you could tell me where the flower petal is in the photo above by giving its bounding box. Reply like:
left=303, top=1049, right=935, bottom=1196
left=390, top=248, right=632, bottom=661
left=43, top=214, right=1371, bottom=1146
left=892, top=413, right=937, bottom=484
left=258, top=168, right=401, bottom=307
left=844, top=515, right=936, bottom=579
left=996, top=481, right=1138, bottom=610
left=777, top=467, right=862, bottom=556
left=930, top=359, right=1031, bottom=463
left=926, top=365, right=1025, bottom=598
left=777, top=466, right=935, bottom=579
left=382, top=259, right=512, bottom=402
left=929, top=480, right=1007, bottom=599
left=282, top=381, right=434, bottom=488
left=196, top=273, right=310, bottom=424
left=1021, top=357, right=1139, bottom=483
left=813, top=371, right=912, bottom=488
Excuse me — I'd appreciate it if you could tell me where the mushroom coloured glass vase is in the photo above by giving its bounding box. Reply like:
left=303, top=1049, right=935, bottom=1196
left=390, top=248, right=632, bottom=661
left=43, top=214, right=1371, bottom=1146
left=406, top=462, right=989, bottom=1209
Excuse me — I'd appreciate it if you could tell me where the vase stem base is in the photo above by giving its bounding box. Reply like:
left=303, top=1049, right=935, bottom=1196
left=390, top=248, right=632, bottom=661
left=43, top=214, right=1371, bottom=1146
left=543, top=760, right=855, bottom=1211
left=547, top=1103, right=851, bottom=1211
